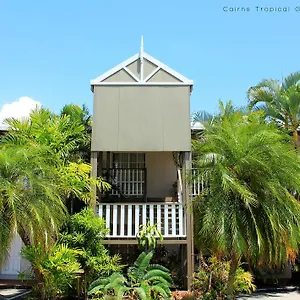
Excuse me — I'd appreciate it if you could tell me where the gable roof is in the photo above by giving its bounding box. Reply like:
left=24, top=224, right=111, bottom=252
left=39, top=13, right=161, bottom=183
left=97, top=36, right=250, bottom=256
left=90, top=39, right=193, bottom=92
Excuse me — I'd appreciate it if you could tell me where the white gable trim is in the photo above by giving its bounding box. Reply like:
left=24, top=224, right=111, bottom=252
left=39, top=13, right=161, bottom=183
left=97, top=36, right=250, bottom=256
left=143, top=67, right=160, bottom=82
left=91, top=53, right=140, bottom=84
left=123, top=67, right=140, bottom=82
left=90, top=51, right=193, bottom=87
left=143, top=52, right=193, bottom=84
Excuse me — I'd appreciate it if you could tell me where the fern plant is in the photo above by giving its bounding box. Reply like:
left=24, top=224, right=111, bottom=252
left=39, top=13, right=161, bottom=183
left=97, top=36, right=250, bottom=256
left=88, top=251, right=172, bottom=299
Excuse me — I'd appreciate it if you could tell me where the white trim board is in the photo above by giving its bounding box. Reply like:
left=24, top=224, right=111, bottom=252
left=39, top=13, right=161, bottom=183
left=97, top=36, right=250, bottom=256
left=92, top=82, right=193, bottom=86
left=90, top=51, right=193, bottom=90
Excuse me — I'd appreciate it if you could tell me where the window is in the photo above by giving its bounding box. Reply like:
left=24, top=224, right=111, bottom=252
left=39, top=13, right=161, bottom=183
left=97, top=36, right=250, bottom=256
left=110, top=153, right=146, bottom=197
left=113, top=153, right=145, bottom=169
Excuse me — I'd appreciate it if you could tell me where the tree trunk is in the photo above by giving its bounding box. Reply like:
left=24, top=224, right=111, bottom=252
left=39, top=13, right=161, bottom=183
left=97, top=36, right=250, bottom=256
left=198, top=251, right=209, bottom=271
left=293, top=129, right=299, bottom=148
left=227, top=253, right=239, bottom=300
left=18, top=228, right=46, bottom=299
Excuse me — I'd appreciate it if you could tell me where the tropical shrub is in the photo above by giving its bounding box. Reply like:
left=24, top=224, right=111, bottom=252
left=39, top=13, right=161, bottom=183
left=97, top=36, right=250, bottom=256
left=60, top=208, right=122, bottom=283
left=21, top=243, right=82, bottom=299
left=136, top=221, right=163, bottom=251
left=192, top=256, right=256, bottom=299
left=88, top=251, right=172, bottom=299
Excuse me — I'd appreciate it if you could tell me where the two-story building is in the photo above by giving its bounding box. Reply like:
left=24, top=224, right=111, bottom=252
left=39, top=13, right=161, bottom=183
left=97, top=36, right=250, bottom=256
left=0, top=39, right=197, bottom=289
left=90, top=38, right=195, bottom=287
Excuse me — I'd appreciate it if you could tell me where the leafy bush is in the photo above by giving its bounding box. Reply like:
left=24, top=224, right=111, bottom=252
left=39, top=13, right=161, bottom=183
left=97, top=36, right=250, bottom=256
left=21, top=243, right=82, bottom=299
left=192, top=256, right=256, bottom=299
left=136, top=221, right=163, bottom=251
left=60, top=208, right=122, bottom=282
left=88, top=251, right=172, bottom=299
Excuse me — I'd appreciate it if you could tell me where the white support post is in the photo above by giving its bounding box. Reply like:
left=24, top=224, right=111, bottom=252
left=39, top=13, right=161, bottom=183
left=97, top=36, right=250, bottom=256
left=120, top=205, right=125, bottom=237
left=113, top=205, right=118, bottom=236
left=179, top=204, right=183, bottom=236
left=157, top=204, right=161, bottom=232
left=128, top=205, right=132, bottom=237
left=99, top=205, right=103, bottom=219
left=164, top=205, right=169, bottom=236
left=135, top=205, right=140, bottom=236
left=149, top=205, right=154, bottom=225
left=172, top=204, right=176, bottom=236
left=142, top=204, right=147, bottom=225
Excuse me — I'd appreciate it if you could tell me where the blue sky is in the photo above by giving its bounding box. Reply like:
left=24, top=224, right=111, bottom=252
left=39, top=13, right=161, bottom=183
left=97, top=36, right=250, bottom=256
left=0, top=0, right=299, bottom=116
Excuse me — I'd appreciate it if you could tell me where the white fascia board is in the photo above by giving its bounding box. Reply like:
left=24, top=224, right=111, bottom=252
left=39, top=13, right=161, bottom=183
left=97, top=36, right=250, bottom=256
left=90, top=53, right=140, bottom=85
left=143, top=52, right=193, bottom=85
left=92, top=82, right=193, bottom=86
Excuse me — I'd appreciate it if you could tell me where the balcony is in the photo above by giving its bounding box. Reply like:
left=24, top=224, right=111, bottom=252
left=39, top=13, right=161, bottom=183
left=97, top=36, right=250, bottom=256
left=97, top=164, right=202, bottom=240
left=97, top=202, right=186, bottom=239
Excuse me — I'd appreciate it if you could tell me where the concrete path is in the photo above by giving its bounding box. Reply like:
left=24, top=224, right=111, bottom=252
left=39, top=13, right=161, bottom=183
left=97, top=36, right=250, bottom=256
left=239, top=290, right=300, bottom=299
left=0, top=289, right=30, bottom=299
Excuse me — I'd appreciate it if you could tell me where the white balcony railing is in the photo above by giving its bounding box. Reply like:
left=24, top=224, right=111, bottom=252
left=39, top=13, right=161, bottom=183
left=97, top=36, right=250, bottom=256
left=98, top=203, right=186, bottom=238
left=191, top=168, right=205, bottom=196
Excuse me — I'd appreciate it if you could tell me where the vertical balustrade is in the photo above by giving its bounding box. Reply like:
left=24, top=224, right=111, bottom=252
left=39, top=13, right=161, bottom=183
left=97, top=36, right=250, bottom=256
left=98, top=203, right=186, bottom=238
left=172, top=205, right=176, bottom=236
left=128, top=205, right=132, bottom=237
left=192, top=168, right=205, bottom=196
left=164, top=205, right=169, bottom=236
left=112, top=205, right=118, bottom=236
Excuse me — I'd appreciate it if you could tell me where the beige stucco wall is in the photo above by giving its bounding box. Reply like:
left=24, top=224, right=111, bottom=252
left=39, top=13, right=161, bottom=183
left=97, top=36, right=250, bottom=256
left=92, top=86, right=191, bottom=152
left=146, top=152, right=177, bottom=199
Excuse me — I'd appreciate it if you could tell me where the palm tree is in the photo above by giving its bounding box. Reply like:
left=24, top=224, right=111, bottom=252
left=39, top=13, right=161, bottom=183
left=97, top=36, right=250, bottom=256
left=1, top=107, right=109, bottom=207
left=3, top=107, right=86, bottom=162
left=60, top=104, right=92, bottom=162
left=192, top=110, right=214, bottom=124
left=247, top=71, right=300, bottom=144
left=0, top=145, right=66, bottom=269
left=192, top=106, right=300, bottom=298
left=0, top=106, right=110, bottom=283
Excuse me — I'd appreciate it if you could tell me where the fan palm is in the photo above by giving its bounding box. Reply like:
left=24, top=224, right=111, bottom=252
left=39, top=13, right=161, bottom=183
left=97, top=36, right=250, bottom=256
left=247, top=71, right=300, bottom=144
left=192, top=107, right=300, bottom=298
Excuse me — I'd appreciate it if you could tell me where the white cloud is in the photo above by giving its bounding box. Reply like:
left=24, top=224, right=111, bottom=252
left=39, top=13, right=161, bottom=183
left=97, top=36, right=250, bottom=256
left=0, top=97, right=41, bottom=126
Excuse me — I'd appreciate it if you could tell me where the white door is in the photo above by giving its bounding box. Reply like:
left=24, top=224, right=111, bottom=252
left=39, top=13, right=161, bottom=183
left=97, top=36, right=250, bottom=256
left=0, top=235, right=22, bottom=275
